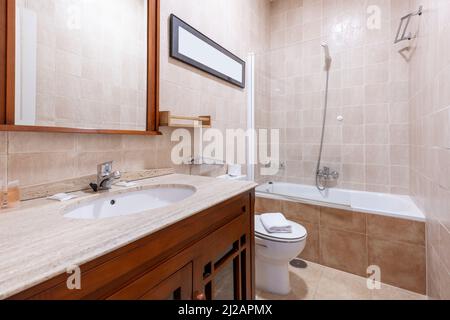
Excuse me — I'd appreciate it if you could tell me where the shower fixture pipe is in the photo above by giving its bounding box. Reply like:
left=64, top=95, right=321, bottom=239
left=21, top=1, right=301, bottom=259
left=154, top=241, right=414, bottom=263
left=316, top=43, right=339, bottom=191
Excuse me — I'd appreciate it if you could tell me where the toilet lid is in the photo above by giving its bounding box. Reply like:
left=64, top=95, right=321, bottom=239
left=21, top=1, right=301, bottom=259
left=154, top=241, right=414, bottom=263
left=255, top=215, right=307, bottom=243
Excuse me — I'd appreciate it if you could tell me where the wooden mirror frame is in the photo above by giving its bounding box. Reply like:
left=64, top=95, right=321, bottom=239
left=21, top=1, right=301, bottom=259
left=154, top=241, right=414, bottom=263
left=0, top=0, right=160, bottom=135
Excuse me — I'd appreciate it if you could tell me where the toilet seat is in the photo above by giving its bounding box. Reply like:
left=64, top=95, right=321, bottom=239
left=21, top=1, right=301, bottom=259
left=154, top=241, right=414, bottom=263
left=255, top=215, right=307, bottom=243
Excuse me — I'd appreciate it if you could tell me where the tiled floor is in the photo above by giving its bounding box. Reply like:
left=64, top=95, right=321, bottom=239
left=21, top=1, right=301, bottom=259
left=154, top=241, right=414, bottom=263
left=256, top=260, right=428, bottom=300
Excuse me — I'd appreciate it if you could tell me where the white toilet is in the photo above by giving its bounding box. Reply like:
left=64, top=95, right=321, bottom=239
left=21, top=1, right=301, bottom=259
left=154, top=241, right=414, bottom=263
left=216, top=175, right=308, bottom=295
left=255, top=215, right=307, bottom=295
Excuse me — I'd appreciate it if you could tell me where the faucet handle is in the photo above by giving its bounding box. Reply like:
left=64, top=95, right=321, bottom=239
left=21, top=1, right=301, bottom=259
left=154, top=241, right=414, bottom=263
left=112, top=171, right=122, bottom=180
left=89, top=183, right=99, bottom=192
left=98, top=161, right=113, bottom=177
left=331, top=170, right=340, bottom=180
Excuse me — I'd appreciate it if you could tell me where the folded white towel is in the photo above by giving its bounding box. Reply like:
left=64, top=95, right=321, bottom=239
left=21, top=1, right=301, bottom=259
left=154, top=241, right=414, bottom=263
left=260, top=213, right=292, bottom=233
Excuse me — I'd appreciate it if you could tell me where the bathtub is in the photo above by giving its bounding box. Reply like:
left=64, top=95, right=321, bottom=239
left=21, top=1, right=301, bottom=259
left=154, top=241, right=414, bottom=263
left=256, top=182, right=425, bottom=222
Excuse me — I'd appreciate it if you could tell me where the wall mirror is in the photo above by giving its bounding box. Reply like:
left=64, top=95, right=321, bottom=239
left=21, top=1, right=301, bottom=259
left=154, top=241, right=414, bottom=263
left=170, top=14, right=245, bottom=89
left=0, top=0, right=159, bottom=135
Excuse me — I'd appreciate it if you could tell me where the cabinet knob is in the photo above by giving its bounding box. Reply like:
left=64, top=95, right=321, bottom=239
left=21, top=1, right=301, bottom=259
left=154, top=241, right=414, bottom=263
left=194, top=291, right=206, bottom=300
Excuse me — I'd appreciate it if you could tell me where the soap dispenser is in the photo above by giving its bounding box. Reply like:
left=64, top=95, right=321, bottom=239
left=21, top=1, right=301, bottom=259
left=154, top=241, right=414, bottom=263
left=0, top=180, right=7, bottom=209
left=6, top=180, right=21, bottom=208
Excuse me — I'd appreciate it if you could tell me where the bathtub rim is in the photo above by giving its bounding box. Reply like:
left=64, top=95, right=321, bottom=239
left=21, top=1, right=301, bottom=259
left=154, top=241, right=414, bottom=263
left=256, top=185, right=425, bottom=223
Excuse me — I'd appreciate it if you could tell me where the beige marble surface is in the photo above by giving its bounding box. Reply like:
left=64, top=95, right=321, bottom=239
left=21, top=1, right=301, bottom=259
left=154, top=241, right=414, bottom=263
left=21, top=168, right=175, bottom=201
left=0, top=174, right=257, bottom=299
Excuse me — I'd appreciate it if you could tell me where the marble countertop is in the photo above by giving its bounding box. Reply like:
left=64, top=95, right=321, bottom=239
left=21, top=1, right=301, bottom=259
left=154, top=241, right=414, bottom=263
left=0, top=174, right=257, bottom=299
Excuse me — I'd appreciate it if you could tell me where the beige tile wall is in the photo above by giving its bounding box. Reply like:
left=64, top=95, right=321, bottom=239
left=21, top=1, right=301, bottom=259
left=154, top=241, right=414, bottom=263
left=16, top=0, right=148, bottom=131
left=0, top=0, right=271, bottom=188
left=1, top=0, right=447, bottom=299
left=159, top=0, right=270, bottom=135
left=408, top=0, right=450, bottom=300
left=159, top=0, right=271, bottom=182
left=5, top=130, right=172, bottom=187
left=265, top=0, right=411, bottom=194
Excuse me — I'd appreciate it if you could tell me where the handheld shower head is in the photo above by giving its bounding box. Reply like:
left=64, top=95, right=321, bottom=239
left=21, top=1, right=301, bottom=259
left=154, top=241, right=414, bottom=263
left=321, top=43, right=332, bottom=71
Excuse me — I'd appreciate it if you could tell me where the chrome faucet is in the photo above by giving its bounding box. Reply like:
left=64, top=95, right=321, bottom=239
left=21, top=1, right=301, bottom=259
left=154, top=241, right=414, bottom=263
left=317, top=166, right=339, bottom=183
left=89, top=161, right=121, bottom=192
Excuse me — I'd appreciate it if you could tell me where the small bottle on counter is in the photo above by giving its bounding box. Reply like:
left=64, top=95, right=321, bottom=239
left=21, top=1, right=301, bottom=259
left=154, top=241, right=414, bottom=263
left=6, top=180, right=21, bottom=208
left=0, top=180, right=7, bottom=209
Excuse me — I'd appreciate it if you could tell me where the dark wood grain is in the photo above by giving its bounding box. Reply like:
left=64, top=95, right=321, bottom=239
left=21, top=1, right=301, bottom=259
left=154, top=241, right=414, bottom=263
left=0, top=0, right=5, bottom=124
left=0, top=124, right=162, bottom=135
left=4, top=0, right=13, bottom=124
left=139, top=263, right=193, bottom=300
left=147, top=0, right=159, bottom=132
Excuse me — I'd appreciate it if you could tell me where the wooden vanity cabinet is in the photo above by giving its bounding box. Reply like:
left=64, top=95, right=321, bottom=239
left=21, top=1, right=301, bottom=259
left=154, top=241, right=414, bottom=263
left=9, top=190, right=255, bottom=300
left=109, top=260, right=194, bottom=300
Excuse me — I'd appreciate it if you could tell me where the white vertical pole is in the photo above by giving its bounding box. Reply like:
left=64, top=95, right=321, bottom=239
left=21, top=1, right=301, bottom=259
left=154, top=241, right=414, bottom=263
left=247, top=53, right=256, bottom=182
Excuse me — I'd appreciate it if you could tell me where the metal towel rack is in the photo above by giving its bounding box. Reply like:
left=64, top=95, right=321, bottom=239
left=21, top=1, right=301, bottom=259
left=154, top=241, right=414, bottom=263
left=394, top=6, right=423, bottom=44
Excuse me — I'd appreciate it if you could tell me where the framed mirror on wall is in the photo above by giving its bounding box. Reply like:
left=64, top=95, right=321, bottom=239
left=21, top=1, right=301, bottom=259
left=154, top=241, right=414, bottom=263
left=0, top=0, right=160, bottom=135
left=170, top=14, right=245, bottom=89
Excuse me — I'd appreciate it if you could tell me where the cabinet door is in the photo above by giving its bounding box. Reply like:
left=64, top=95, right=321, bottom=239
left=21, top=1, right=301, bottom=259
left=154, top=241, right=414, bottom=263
left=108, top=259, right=193, bottom=300
left=209, top=249, right=240, bottom=300
left=195, top=212, right=253, bottom=300
left=140, top=264, right=192, bottom=300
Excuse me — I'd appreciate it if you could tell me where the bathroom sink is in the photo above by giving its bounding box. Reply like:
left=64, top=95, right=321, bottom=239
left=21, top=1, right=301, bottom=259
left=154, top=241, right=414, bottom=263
left=64, top=185, right=196, bottom=220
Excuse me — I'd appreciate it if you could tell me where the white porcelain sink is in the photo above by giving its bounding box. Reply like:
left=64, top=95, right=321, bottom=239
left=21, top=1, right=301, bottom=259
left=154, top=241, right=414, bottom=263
left=64, top=185, right=196, bottom=220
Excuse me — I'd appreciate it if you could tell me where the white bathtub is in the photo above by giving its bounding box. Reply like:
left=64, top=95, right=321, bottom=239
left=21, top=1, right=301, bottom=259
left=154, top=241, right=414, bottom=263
left=256, top=182, right=425, bottom=222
